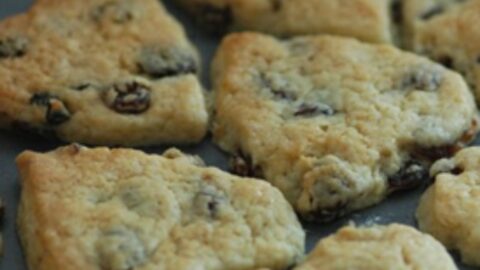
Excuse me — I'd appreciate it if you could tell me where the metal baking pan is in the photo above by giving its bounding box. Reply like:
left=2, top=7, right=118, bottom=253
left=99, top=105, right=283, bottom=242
left=0, top=1, right=476, bottom=269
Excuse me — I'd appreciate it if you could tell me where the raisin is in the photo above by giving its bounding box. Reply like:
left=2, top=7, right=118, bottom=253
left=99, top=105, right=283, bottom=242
left=430, top=158, right=462, bottom=178
left=97, top=227, right=147, bottom=270
left=437, top=55, right=454, bottom=69
left=272, top=89, right=297, bottom=100
left=230, top=152, right=263, bottom=178
left=303, top=202, right=347, bottom=223
left=271, top=0, right=283, bottom=12
left=194, top=186, right=227, bottom=219
left=391, top=0, right=403, bottom=24
left=71, top=83, right=93, bottom=91
left=91, top=2, right=133, bottom=24
left=294, top=102, right=335, bottom=117
left=104, top=81, right=150, bottom=114
left=138, top=48, right=197, bottom=79
left=0, top=37, right=27, bottom=59
left=420, top=5, right=445, bottom=20
left=260, top=73, right=297, bottom=101
left=388, top=161, right=429, bottom=192
left=401, top=68, right=443, bottom=91
left=448, top=167, right=464, bottom=175
left=414, top=144, right=460, bottom=161
left=197, top=4, right=233, bottom=34
left=30, top=93, right=71, bottom=125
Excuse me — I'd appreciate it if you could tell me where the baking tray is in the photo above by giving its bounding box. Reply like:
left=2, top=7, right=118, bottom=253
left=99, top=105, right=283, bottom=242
left=0, top=1, right=477, bottom=269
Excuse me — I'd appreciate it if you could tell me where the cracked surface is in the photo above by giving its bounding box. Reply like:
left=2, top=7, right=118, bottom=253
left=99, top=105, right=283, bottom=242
left=294, top=224, right=457, bottom=270
left=212, top=33, right=478, bottom=221
left=402, top=0, right=480, bottom=102
left=173, top=0, right=394, bottom=43
left=16, top=145, right=304, bottom=270
left=417, top=147, right=480, bottom=267
left=0, top=0, right=208, bottom=146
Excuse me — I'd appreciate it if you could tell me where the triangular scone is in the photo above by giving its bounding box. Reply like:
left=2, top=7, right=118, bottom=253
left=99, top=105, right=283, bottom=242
left=417, top=147, right=480, bottom=267
left=17, top=144, right=305, bottom=270
left=402, top=0, right=480, bottom=102
left=294, top=224, right=457, bottom=270
left=0, top=0, right=208, bottom=146
left=174, top=0, right=395, bottom=43
left=212, top=32, right=478, bottom=221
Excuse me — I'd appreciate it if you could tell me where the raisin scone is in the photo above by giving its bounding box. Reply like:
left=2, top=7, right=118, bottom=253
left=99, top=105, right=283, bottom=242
left=402, top=0, right=480, bottom=101
left=0, top=0, right=208, bottom=146
left=16, top=144, right=305, bottom=270
left=174, top=0, right=397, bottom=43
left=294, top=224, right=457, bottom=270
left=417, top=147, right=480, bottom=267
left=212, top=33, right=478, bottom=221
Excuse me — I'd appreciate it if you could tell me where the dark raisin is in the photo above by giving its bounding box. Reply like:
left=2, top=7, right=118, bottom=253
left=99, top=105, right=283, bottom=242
left=71, top=83, right=93, bottom=91
left=271, top=89, right=297, bottom=100
left=30, top=93, right=71, bottom=125
left=91, top=2, right=133, bottom=24
left=388, top=160, right=429, bottom=192
left=476, top=55, right=480, bottom=64
left=0, top=37, right=27, bottom=58
left=230, top=152, right=263, bottom=178
left=194, top=187, right=227, bottom=219
left=197, top=4, right=233, bottom=34
left=401, top=69, right=443, bottom=91
left=138, top=48, right=197, bottom=79
left=294, top=103, right=335, bottom=117
left=303, top=202, right=347, bottom=223
left=97, top=227, right=147, bottom=270
left=104, top=81, right=151, bottom=114
left=391, top=0, right=403, bottom=24
left=420, top=5, right=445, bottom=20
left=260, top=73, right=297, bottom=101
left=271, top=0, right=283, bottom=12
left=414, top=144, right=460, bottom=161
left=437, top=55, right=454, bottom=69
left=450, top=167, right=464, bottom=175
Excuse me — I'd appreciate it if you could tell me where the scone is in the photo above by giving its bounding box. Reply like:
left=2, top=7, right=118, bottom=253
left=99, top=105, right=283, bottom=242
left=294, top=224, right=457, bottom=270
left=212, top=32, right=478, bottom=221
left=16, top=144, right=305, bottom=270
left=174, top=0, right=396, bottom=43
left=401, top=0, right=480, bottom=101
left=417, top=146, right=480, bottom=267
left=0, top=0, right=208, bottom=146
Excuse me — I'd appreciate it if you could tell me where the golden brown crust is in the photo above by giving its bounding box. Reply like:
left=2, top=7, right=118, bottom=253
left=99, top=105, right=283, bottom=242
left=0, top=0, right=208, bottom=146
left=402, top=0, right=480, bottom=102
left=295, top=224, right=457, bottom=270
left=175, top=0, right=394, bottom=43
left=16, top=144, right=304, bottom=270
left=212, top=32, right=478, bottom=221
left=417, top=146, right=480, bottom=267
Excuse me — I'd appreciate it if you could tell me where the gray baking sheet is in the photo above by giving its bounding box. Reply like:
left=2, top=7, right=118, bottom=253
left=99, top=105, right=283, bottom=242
left=0, top=1, right=476, bottom=269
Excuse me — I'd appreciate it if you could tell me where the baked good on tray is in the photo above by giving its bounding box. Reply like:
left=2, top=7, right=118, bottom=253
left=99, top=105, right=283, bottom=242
left=173, top=0, right=396, bottom=43
left=16, top=144, right=305, bottom=270
left=401, top=0, right=480, bottom=102
left=0, top=0, right=208, bottom=146
left=294, top=224, right=457, bottom=270
left=417, top=146, right=480, bottom=267
left=211, top=32, right=478, bottom=222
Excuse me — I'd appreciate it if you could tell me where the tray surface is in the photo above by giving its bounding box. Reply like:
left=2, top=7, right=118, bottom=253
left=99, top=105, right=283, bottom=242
left=0, top=1, right=477, bottom=269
